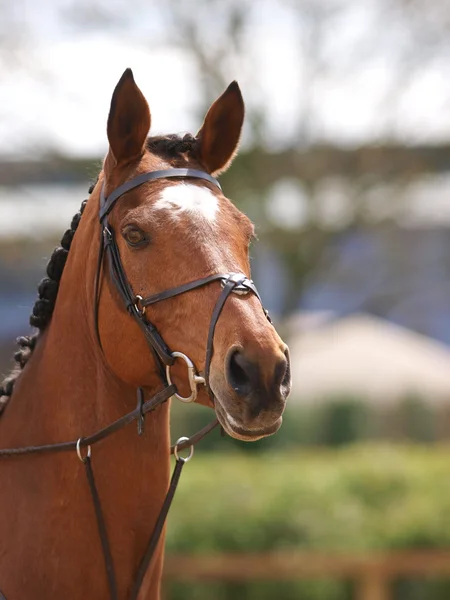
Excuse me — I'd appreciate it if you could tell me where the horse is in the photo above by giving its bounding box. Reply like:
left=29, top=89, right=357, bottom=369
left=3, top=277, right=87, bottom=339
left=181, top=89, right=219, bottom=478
left=0, top=69, right=291, bottom=600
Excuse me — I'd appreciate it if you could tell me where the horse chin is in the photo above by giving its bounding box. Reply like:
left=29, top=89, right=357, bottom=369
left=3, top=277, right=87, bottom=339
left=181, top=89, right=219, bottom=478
left=213, top=397, right=283, bottom=442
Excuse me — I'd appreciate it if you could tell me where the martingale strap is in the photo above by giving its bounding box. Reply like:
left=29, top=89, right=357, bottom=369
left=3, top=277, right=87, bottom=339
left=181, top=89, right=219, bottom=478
left=0, top=379, right=219, bottom=600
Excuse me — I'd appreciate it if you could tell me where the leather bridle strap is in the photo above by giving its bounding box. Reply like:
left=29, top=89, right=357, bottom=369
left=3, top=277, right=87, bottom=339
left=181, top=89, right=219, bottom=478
left=103, top=225, right=174, bottom=368
left=84, top=456, right=118, bottom=600
left=0, top=385, right=176, bottom=458
left=0, top=389, right=218, bottom=459
left=139, top=273, right=262, bottom=308
left=97, top=166, right=272, bottom=403
left=99, top=168, right=221, bottom=221
left=98, top=169, right=222, bottom=371
left=97, top=169, right=267, bottom=389
left=204, top=275, right=246, bottom=395
left=129, top=458, right=184, bottom=600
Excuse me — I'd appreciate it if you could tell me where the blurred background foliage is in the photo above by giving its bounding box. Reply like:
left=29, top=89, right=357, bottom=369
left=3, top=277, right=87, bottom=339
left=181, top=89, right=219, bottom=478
left=164, top=443, right=450, bottom=599
left=2, top=0, right=450, bottom=598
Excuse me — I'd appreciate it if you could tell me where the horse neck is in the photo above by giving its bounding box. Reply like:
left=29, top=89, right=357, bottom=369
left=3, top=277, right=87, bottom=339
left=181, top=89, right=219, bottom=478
left=1, top=195, right=170, bottom=596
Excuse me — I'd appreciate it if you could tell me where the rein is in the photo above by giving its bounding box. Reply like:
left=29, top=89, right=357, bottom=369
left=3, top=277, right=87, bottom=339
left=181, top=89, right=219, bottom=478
left=0, top=168, right=269, bottom=600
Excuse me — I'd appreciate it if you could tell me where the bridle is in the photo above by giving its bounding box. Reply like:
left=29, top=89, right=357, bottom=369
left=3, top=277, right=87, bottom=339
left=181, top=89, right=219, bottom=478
left=0, top=167, right=271, bottom=600
left=96, top=167, right=269, bottom=403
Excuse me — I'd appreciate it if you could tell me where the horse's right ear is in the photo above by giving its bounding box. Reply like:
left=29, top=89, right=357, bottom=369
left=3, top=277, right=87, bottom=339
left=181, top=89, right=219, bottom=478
left=107, top=69, right=151, bottom=166
left=196, top=81, right=245, bottom=176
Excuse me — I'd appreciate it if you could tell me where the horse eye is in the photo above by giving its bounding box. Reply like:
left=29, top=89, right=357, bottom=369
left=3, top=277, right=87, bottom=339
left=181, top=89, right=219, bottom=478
left=122, top=226, right=149, bottom=248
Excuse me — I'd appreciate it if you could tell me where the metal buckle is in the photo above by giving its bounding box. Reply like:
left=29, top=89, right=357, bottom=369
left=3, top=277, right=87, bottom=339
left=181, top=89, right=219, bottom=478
left=221, top=273, right=251, bottom=295
left=134, top=295, right=146, bottom=316
left=102, top=226, right=113, bottom=244
left=76, top=438, right=92, bottom=463
left=166, top=352, right=205, bottom=403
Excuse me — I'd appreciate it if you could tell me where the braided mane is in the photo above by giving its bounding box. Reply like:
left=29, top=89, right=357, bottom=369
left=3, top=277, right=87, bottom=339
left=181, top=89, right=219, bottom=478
left=0, top=184, right=95, bottom=414
left=147, top=134, right=198, bottom=159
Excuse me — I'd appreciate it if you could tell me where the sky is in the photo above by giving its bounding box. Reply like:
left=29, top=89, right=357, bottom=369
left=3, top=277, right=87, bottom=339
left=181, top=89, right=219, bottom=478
left=2, top=0, right=450, bottom=158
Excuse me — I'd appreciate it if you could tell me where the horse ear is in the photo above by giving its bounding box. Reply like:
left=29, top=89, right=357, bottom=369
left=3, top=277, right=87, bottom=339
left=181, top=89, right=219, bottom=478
left=107, top=68, right=150, bottom=166
left=196, top=81, right=245, bottom=176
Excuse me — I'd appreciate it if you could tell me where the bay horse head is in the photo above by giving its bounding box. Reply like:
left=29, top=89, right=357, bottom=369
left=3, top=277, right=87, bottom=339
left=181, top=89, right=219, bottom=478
left=96, top=69, right=291, bottom=441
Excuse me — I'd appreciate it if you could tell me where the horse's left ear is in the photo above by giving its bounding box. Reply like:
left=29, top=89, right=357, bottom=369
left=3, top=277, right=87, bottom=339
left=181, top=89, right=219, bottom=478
left=196, top=81, right=245, bottom=176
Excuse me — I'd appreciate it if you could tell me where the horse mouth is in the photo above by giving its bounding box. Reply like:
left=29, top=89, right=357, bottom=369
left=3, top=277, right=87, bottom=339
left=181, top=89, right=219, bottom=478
left=213, top=399, right=282, bottom=441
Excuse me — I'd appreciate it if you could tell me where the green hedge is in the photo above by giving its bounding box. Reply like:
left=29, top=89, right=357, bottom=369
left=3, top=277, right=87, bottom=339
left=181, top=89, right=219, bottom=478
left=165, top=445, right=450, bottom=600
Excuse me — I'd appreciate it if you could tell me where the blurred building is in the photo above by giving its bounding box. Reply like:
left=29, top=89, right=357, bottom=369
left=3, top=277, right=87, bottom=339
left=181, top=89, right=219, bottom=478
left=287, top=313, right=450, bottom=405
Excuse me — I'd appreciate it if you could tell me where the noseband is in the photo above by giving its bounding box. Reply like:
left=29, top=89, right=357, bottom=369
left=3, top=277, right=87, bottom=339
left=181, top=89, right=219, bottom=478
left=96, top=167, right=270, bottom=403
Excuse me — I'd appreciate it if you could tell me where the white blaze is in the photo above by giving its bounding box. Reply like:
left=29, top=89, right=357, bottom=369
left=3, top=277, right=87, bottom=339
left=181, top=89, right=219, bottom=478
left=153, top=183, right=218, bottom=222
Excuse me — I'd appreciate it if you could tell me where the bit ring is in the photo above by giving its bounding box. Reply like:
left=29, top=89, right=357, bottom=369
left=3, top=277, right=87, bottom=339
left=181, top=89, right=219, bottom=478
left=76, top=438, right=91, bottom=463
left=174, top=437, right=194, bottom=463
left=166, top=352, right=205, bottom=403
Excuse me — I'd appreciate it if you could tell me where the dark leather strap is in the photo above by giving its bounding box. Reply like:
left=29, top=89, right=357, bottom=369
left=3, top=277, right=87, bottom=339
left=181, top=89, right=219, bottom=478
left=0, top=385, right=176, bottom=458
left=140, top=272, right=261, bottom=308
left=129, top=458, right=185, bottom=600
left=0, top=413, right=219, bottom=600
left=140, top=273, right=226, bottom=307
left=99, top=168, right=221, bottom=221
left=102, top=225, right=175, bottom=368
left=204, top=275, right=247, bottom=394
left=93, top=228, right=105, bottom=345
left=170, top=419, right=219, bottom=454
left=84, top=456, right=118, bottom=600
left=103, top=227, right=136, bottom=313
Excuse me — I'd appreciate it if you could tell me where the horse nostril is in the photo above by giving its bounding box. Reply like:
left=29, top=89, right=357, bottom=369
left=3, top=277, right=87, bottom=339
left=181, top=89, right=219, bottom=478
left=226, top=348, right=291, bottom=400
left=279, top=348, right=291, bottom=394
left=227, top=350, right=255, bottom=396
left=274, top=355, right=288, bottom=389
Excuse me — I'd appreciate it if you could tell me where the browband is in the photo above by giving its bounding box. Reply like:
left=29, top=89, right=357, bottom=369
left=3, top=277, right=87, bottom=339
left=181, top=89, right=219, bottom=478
left=99, top=168, right=221, bottom=221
